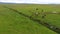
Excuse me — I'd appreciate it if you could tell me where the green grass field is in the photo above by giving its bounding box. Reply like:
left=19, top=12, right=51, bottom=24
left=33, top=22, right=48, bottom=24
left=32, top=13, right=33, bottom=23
left=5, top=4, right=60, bottom=27
left=0, top=4, right=60, bottom=34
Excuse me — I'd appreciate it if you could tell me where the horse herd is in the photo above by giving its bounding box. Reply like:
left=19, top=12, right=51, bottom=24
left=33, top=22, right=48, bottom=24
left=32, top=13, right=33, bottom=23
left=30, top=8, right=60, bottom=19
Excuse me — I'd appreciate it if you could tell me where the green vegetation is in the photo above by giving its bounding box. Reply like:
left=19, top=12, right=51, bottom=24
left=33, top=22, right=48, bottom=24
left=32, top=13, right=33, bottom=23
left=6, top=4, right=60, bottom=27
left=0, top=4, right=60, bottom=34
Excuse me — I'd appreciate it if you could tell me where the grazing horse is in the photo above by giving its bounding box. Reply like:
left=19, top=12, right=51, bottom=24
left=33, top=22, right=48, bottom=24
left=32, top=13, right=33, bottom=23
left=42, top=14, right=46, bottom=18
left=30, top=8, right=40, bottom=17
left=36, top=8, right=38, bottom=10
left=41, top=9, right=46, bottom=19
left=29, top=11, right=40, bottom=18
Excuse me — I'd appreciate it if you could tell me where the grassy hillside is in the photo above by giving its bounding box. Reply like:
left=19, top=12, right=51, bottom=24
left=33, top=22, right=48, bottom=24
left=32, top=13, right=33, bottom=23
left=5, top=4, right=60, bottom=27
left=0, top=4, right=58, bottom=34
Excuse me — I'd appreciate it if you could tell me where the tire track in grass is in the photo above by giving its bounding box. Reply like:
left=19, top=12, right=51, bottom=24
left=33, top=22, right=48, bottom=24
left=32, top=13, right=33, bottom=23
left=3, top=6, right=60, bottom=34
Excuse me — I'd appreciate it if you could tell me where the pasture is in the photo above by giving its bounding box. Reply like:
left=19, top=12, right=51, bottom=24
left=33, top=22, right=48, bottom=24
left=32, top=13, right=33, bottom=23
left=0, top=4, right=60, bottom=34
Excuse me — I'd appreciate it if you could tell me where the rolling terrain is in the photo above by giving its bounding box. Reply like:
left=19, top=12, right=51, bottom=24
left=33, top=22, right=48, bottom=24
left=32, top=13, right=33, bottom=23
left=0, top=4, right=60, bottom=34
